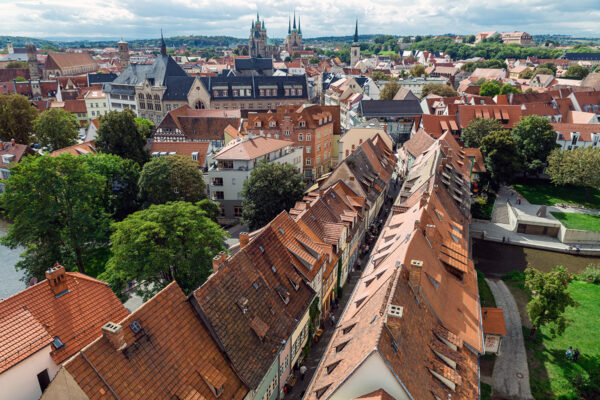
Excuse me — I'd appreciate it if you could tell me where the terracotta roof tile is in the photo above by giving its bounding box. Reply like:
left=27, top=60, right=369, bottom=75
left=150, top=141, right=210, bottom=166
left=214, top=136, right=292, bottom=160
left=482, top=307, right=508, bottom=336
left=50, top=141, right=97, bottom=157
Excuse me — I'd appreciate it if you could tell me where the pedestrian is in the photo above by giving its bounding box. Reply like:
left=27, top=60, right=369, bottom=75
left=329, top=312, right=336, bottom=327
left=517, top=196, right=522, bottom=205
left=299, top=365, right=307, bottom=380
left=502, top=236, right=506, bottom=243
left=573, top=349, right=580, bottom=362
left=566, top=346, right=573, bottom=359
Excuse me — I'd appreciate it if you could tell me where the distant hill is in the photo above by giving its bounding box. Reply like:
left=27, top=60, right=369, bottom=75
left=0, top=36, right=57, bottom=49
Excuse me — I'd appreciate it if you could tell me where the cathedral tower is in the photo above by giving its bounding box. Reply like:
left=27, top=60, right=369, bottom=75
left=118, top=39, right=130, bottom=70
left=351, top=20, right=360, bottom=68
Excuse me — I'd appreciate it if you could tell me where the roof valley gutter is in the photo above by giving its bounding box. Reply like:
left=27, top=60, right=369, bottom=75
left=80, top=350, right=121, bottom=400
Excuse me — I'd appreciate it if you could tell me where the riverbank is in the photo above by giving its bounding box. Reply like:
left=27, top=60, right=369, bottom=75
left=0, top=219, right=25, bottom=299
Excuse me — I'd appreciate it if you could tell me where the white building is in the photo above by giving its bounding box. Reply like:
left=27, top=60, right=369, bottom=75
left=205, top=135, right=303, bottom=223
left=83, top=88, right=109, bottom=120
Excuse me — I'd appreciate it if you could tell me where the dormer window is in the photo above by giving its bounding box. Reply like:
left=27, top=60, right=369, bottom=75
left=571, top=132, right=579, bottom=146
left=255, top=121, right=261, bottom=128
left=270, top=121, right=276, bottom=128
left=299, top=121, right=306, bottom=127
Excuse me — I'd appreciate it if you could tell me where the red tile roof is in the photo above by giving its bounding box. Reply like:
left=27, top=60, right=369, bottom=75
left=0, top=267, right=128, bottom=370
left=214, top=136, right=292, bottom=160
left=61, top=282, right=248, bottom=400
left=150, top=141, right=210, bottom=166
left=457, top=104, right=522, bottom=129
left=482, top=308, right=507, bottom=336
left=50, top=141, right=97, bottom=157
left=552, top=123, right=600, bottom=142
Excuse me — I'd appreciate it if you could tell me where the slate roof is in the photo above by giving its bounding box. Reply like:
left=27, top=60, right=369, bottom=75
left=234, top=57, right=273, bottom=71
left=87, top=73, right=117, bottom=85
left=62, top=282, right=248, bottom=400
left=198, top=74, right=308, bottom=101
left=359, top=99, right=423, bottom=118
left=0, top=267, right=128, bottom=371
left=561, top=52, right=600, bottom=61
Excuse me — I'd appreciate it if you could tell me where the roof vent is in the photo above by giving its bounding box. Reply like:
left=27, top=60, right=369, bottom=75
left=388, top=304, right=404, bottom=318
left=278, top=228, right=285, bottom=235
left=259, top=245, right=264, bottom=253
left=129, top=320, right=142, bottom=334
left=237, top=296, right=249, bottom=314
left=271, top=265, right=277, bottom=273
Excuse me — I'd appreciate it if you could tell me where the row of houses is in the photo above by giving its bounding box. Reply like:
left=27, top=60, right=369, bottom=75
left=1, top=132, right=397, bottom=400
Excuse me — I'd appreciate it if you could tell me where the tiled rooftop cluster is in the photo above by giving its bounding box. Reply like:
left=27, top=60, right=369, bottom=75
left=305, top=130, right=482, bottom=400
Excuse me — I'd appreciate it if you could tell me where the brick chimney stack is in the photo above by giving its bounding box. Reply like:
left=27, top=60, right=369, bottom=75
left=239, top=232, right=249, bottom=249
left=102, top=322, right=126, bottom=351
left=409, top=260, right=423, bottom=288
left=45, top=263, right=69, bottom=297
left=212, top=251, right=228, bottom=272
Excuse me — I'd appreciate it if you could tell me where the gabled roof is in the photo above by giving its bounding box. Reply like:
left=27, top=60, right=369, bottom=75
left=421, top=114, right=460, bottom=139
left=45, top=52, right=97, bottom=71
left=360, top=99, right=423, bottom=118
left=0, top=268, right=128, bottom=371
left=62, top=282, right=248, bottom=399
left=50, top=141, right=97, bottom=157
left=457, top=104, right=522, bottom=129
left=482, top=307, right=507, bottom=336
left=552, top=122, right=600, bottom=142
left=404, top=129, right=436, bottom=157
left=0, top=141, right=35, bottom=167
left=213, top=136, right=292, bottom=160
left=150, top=141, right=210, bottom=166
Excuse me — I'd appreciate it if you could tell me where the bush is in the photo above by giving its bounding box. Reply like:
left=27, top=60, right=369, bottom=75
left=502, top=270, right=526, bottom=283
left=579, top=265, right=600, bottom=284
left=471, top=193, right=496, bottom=220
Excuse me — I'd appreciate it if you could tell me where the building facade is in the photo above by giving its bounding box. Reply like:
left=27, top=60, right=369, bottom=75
left=248, top=14, right=277, bottom=59
left=283, top=13, right=303, bottom=55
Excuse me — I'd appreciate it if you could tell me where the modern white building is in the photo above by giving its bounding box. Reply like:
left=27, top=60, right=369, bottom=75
left=205, top=135, right=303, bottom=223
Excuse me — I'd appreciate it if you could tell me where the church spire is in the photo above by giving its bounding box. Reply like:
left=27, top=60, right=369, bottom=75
left=293, top=11, right=296, bottom=30
left=288, top=16, right=291, bottom=34
left=160, top=29, right=166, bottom=55
left=262, top=19, right=265, bottom=30
left=298, top=16, right=302, bottom=35
left=257, top=12, right=260, bottom=22
left=353, top=19, right=359, bottom=43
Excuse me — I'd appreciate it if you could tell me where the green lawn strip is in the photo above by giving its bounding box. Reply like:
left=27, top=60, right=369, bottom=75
left=523, top=281, right=600, bottom=399
left=480, top=382, right=492, bottom=400
left=550, top=212, right=600, bottom=233
left=477, top=270, right=497, bottom=308
left=513, top=181, right=600, bottom=210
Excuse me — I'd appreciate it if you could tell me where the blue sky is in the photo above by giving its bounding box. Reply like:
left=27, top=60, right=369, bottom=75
left=1, top=0, right=599, bottom=40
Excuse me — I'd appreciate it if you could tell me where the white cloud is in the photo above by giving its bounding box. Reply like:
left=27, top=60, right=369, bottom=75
left=0, top=0, right=598, bottom=40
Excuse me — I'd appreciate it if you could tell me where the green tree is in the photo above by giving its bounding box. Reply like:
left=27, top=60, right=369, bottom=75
left=518, top=68, right=535, bottom=79
left=480, top=130, right=522, bottom=184
left=512, top=115, right=559, bottom=175
left=1, top=154, right=110, bottom=279
left=420, top=83, right=458, bottom=98
left=538, top=62, right=557, bottom=75
left=546, top=147, right=600, bottom=203
left=534, top=67, right=555, bottom=76
left=309, top=57, right=319, bottom=64
left=138, top=155, right=206, bottom=206
left=380, top=81, right=401, bottom=100
left=466, top=35, right=475, bottom=44
left=525, top=266, right=577, bottom=338
left=499, top=83, right=522, bottom=95
left=292, top=51, right=301, bottom=60
left=371, top=71, right=394, bottom=81
left=95, top=109, right=149, bottom=165
left=461, top=118, right=503, bottom=148
left=0, top=94, right=38, bottom=144
left=83, top=153, right=140, bottom=220
left=6, top=61, right=27, bottom=68
left=33, top=108, right=79, bottom=151
left=101, top=201, right=226, bottom=301
left=196, top=198, right=221, bottom=223
left=564, top=64, right=590, bottom=80
left=479, top=80, right=502, bottom=97
left=241, top=159, right=304, bottom=231
left=14, top=76, right=27, bottom=82
left=134, top=117, right=153, bottom=140
left=410, top=64, right=427, bottom=77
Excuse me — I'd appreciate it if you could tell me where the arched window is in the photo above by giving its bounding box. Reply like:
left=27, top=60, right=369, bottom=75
left=138, top=93, right=144, bottom=99
left=146, top=93, right=152, bottom=99
left=154, top=94, right=160, bottom=101
left=194, top=101, right=205, bottom=110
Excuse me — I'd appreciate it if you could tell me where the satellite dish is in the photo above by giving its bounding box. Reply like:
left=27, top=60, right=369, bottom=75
left=29, top=277, right=38, bottom=286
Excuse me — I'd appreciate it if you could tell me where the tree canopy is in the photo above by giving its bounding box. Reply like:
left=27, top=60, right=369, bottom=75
left=461, top=118, right=503, bottom=148
left=241, top=159, right=304, bottom=231
left=101, top=201, right=226, bottom=301
left=534, top=67, right=555, bottom=77
left=410, top=64, right=427, bottom=77
left=512, top=115, right=559, bottom=175
left=479, top=80, right=502, bottom=97
left=95, top=109, right=149, bottom=165
left=33, top=108, right=79, bottom=151
left=525, top=266, right=577, bottom=337
left=1, top=154, right=110, bottom=279
left=379, top=81, right=401, bottom=100
left=83, top=153, right=141, bottom=220
left=0, top=94, right=38, bottom=144
left=499, top=83, right=522, bottom=95
left=519, top=68, right=535, bottom=79
left=480, top=129, right=523, bottom=185
left=420, top=83, right=458, bottom=99
left=138, top=155, right=206, bottom=206
left=564, top=64, right=590, bottom=80
left=546, top=147, right=600, bottom=203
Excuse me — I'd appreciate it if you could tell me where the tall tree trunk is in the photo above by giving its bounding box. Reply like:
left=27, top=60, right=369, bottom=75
left=75, top=247, right=85, bottom=274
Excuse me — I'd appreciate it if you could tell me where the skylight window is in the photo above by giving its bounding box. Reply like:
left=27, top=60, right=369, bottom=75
left=52, top=336, right=64, bottom=350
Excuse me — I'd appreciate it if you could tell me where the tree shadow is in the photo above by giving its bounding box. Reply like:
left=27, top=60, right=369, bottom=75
left=473, top=239, right=528, bottom=278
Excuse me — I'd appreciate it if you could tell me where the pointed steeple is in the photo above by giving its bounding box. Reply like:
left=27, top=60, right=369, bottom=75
left=262, top=19, right=265, bottom=30
left=298, top=16, right=302, bottom=35
left=288, top=16, right=291, bottom=34
left=257, top=12, right=260, bottom=22
left=293, top=11, right=296, bottom=30
left=160, top=29, right=166, bottom=55
left=353, top=19, right=359, bottom=43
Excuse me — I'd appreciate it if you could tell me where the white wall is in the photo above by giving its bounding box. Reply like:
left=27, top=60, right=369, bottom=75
left=330, top=352, right=410, bottom=400
left=0, top=346, right=60, bottom=400
left=558, top=224, right=600, bottom=244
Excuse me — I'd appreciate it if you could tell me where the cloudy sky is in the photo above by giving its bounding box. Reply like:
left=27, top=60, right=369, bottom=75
left=1, top=0, right=599, bottom=40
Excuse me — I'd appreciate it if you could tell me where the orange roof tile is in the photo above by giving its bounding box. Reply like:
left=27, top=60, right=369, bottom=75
left=214, top=136, right=292, bottom=160
left=50, top=141, right=97, bottom=157
left=150, top=141, right=210, bottom=166
left=482, top=308, right=507, bottom=336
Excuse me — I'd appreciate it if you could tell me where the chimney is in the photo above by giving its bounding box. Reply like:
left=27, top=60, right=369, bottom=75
left=212, top=251, right=227, bottom=272
left=11, top=138, right=15, bottom=146
left=409, top=259, right=423, bottom=288
left=45, top=263, right=69, bottom=297
left=239, top=232, right=249, bottom=249
left=102, top=322, right=126, bottom=351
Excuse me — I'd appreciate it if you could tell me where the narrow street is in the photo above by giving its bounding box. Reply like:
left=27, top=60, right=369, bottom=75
left=286, top=178, right=401, bottom=399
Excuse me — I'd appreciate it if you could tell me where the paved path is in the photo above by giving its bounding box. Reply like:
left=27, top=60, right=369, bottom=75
left=485, top=278, right=533, bottom=400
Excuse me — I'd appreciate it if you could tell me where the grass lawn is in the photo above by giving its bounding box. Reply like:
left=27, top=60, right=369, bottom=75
left=477, top=270, right=497, bottom=308
left=551, top=211, right=600, bottom=233
left=522, top=281, right=600, bottom=399
left=512, top=180, right=600, bottom=210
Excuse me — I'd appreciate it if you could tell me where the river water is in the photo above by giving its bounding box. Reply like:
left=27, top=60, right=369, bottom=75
left=0, top=220, right=26, bottom=300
